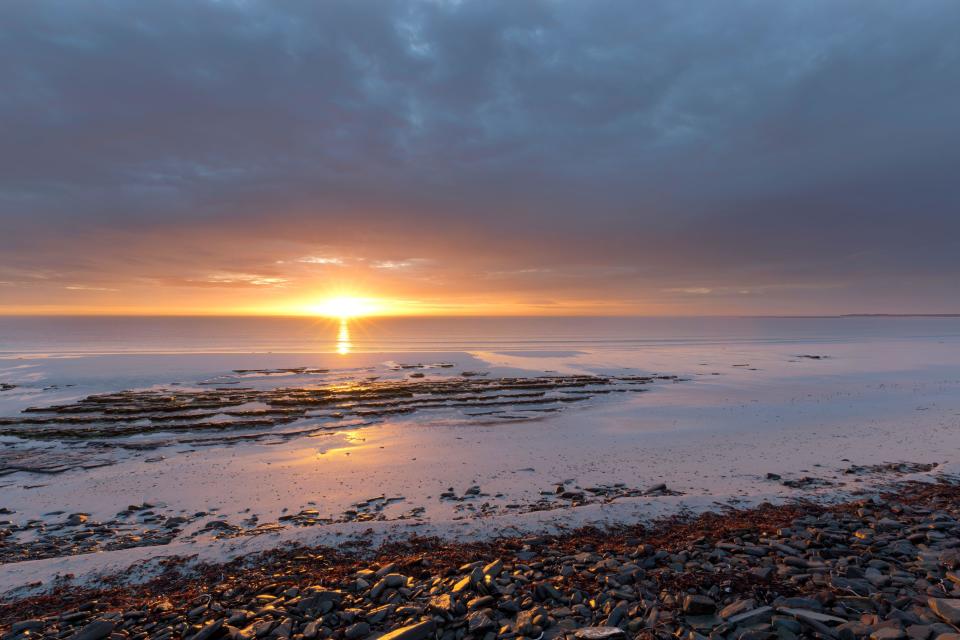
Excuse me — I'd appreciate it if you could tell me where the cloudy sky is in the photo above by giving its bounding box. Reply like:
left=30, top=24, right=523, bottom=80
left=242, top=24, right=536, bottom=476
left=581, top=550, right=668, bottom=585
left=1, top=0, right=958, bottom=315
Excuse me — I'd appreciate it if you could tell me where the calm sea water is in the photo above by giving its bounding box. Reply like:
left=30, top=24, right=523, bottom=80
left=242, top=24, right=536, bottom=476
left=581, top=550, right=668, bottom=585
left=2, top=316, right=960, bottom=356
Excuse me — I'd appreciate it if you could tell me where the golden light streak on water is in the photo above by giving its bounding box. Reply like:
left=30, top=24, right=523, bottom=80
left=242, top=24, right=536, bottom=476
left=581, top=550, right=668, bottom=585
left=336, top=319, right=352, bottom=355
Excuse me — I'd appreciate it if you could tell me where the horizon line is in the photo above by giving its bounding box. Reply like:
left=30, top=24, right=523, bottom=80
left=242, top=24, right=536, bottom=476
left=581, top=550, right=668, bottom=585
left=2, top=312, right=960, bottom=319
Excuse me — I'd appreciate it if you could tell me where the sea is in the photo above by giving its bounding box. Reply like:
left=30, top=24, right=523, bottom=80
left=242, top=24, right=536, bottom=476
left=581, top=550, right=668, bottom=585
left=2, top=315, right=960, bottom=356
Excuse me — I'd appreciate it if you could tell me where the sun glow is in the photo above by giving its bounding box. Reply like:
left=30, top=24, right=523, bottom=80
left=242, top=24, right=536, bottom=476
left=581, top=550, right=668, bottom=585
left=311, top=296, right=380, bottom=319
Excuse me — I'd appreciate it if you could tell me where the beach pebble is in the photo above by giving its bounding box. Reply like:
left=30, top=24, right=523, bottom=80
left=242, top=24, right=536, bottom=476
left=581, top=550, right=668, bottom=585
left=69, top=619, right=116, bottom=640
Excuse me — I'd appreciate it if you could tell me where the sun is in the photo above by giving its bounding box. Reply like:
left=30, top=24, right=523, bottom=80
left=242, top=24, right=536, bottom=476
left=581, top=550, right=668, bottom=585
left=312, top=296, right=378, bottom=319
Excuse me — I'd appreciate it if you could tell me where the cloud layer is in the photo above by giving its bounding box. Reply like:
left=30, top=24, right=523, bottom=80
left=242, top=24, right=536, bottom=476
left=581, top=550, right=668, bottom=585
left=2, top=0, right=959, bottom=313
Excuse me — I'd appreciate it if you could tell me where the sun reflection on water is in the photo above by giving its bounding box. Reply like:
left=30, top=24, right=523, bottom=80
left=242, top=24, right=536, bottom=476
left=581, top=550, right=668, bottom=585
left=336, top=319, right=352, bottom=355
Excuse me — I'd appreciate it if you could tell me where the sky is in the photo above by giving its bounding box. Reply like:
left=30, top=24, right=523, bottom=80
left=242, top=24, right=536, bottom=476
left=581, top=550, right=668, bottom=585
left=1, top=0, right=959, bottom=316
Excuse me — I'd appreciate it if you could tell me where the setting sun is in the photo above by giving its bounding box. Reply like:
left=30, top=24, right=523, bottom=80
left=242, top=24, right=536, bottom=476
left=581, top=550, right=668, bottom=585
left=311, top=296, right=379, bottom=319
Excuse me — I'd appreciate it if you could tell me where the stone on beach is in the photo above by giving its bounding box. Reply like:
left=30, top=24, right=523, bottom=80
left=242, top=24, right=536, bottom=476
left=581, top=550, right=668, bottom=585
left=4, top=451, right=960, bottom=640
left=68, top=620, right=115, bottom=640
left=574, top=627, right=627, bottom=640
left=928, top=598, right=960, bottom=626
left=378, top=621, right=435, bottom=640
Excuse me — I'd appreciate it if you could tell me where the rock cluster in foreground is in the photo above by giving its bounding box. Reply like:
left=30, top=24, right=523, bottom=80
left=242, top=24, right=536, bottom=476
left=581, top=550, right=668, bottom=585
left=3, top=480, right=960, bottom=640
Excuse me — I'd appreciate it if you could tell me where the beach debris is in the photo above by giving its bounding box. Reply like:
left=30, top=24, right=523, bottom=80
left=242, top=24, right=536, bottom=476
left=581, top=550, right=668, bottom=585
left=231, top=367, right=330, bottom=375
left=385, top=362, right=455, bottom=371
left=844, top=461, right=938, bottom=475
left=780, top=476, right=835, bottom=489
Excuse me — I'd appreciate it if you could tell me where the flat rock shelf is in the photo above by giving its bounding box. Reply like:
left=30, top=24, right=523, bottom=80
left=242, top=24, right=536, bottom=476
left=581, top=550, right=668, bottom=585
left=0, top=375, right=682, bottom=444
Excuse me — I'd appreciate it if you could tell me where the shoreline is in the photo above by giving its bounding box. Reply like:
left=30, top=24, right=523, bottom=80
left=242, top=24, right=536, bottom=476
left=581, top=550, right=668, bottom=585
left=0, top=461, right=948, bottom=600
left=3, top=478, right=960, bottom=637
left=3, top=339, right=960, bottom=602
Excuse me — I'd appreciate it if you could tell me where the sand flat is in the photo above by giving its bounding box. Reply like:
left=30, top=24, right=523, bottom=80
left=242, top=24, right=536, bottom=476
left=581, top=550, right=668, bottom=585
left=1, top=332, right=959, bottom=593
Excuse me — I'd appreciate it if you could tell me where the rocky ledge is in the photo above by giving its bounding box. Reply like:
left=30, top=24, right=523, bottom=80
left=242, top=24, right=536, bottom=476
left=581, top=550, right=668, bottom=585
left=0, top=375, right=682, bottom=446
left=0, top=373, right=685, bottom=477
left=3, top=480, right=960, bottom=640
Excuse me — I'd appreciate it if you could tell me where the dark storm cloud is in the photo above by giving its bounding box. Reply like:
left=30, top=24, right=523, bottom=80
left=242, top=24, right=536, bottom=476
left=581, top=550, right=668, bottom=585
left=1, top=0, right=959, bottom=312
